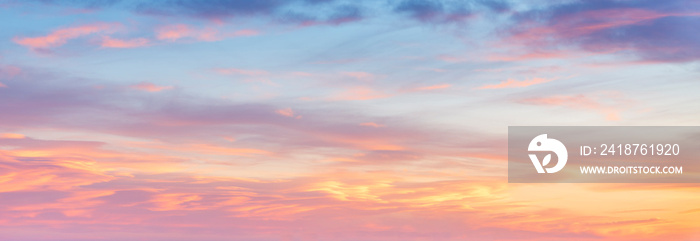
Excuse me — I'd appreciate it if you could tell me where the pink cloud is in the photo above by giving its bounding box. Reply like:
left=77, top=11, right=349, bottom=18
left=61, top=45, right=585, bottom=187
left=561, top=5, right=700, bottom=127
left=334, top=86, right=391, bottom=101
left=0, top=82, right=6, bottom=88
left=276, top=108, right=301, bottom=119
left=437, top=54, right=467, bottom=63
left=156, top=24, right=192, bottom=41
left=0, top=65, right=22, bottom=79
left=100, top=36, right=149, bottom=48
left=156, top=24, right=259, bottom=42
left=413, top=84, right=451, bottom=91
left=13, top=23, right=120, bottom=50
left=477, top=77, right=554, bottom=89
left=342, top=71, right=373, bottom=81
left=130, top=82, right=173, bottom=92
left=419, top=67, right=446, bottom=72
left=487, top=51, right=571, bottom=62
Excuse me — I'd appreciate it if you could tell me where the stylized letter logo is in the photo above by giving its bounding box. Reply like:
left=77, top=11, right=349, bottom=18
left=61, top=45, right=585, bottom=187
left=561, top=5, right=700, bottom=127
left=528, top=134, right=567, bottom=173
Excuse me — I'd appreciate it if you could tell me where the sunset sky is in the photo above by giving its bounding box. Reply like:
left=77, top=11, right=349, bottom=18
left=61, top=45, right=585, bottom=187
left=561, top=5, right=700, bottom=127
left=1, top=0, right=700, bottom=240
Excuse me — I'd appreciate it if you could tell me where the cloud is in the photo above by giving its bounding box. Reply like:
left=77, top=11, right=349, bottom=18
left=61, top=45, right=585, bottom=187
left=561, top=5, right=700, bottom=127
left=156, top=24, right=260, bottom=42
left=333, top=86, right=391, bottom=101
left=215, top=68, right=268, bottom=76
left=341, top=71, right=374, bottom=81
left=487, top=51, right=572, bottom=62
left=13, top=23, right=120, bottom=50
left=0, top=63, right=694, bottom=241
left=130, top=82, right=173, bottom=92
left=393, top=0, right=507, bottom=23
left=100, top=36, right=149, bottom=48
left=275, top=108, right=293, bottom=118
left=412, top=84, right=451, bottom=91
left=0, top=133, right=26, bottom=139
left=134, top=0, right=365, bottom=25
left=508, top=0, right=700, bottom=62
left=360, top=122, right=384, bottom=128
left=0, top=65, right=22, bottom=79
left=477, top=77, right=554, bottom=89
left=232, top=29, right=259, bottom=36
left=275, top=108, right=301, bottom=119
left=156, top=24, right=216, bottom=41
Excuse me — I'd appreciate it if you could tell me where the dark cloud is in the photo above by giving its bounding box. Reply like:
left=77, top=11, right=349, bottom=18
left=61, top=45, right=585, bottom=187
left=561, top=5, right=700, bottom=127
left=511, top=0, right=700, bottom=62
left=0, top=65, right=492, bottom=157
left=28, top=0, right=515, bottom=25
left=27, top=0, right=366, bottom=25
left=33, top=0, right=122, bottom=9
left=134, top=0, right=288, bottom=19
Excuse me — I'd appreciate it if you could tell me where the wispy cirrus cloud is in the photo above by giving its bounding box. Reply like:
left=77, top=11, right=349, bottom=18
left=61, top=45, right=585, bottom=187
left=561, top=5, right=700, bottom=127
left=132, top=0, right=366, bottom=25
left=13, top=22, right=120, bottom=51
left=333, top=86, right=391, bottom=101
left=0, top=133, right=26, bottom=139
left=156, top=24, right=259, bottom=42
left=477, top=77, right=554, bottom=89
left=412, top=83, right=451, bottom=91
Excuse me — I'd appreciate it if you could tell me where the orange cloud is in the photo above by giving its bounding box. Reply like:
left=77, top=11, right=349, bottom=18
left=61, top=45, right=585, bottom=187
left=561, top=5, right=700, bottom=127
left=148, top=193, right=204, bottom=211
left=276, top=108, right=301, bottom=119
left=477, top=77, right=554, bottom=89
left=488, top=51, right=570, bottom=62
left=101, top=36, right=149, bottom=48
left=13, top=23, right=119, bottom=50
left=342, top=71, right=373, bottom=80
left=156, top=24, right=192, bottom=41
left=130, top=82, right=173, bottom=92
left=0, top=133, right=26, bottom=139
left=360, top=122, right=384, bottom=128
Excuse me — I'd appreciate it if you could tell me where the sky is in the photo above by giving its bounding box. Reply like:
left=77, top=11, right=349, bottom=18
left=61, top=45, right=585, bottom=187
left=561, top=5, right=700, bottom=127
left=0, top=0, right=700, bottom=240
